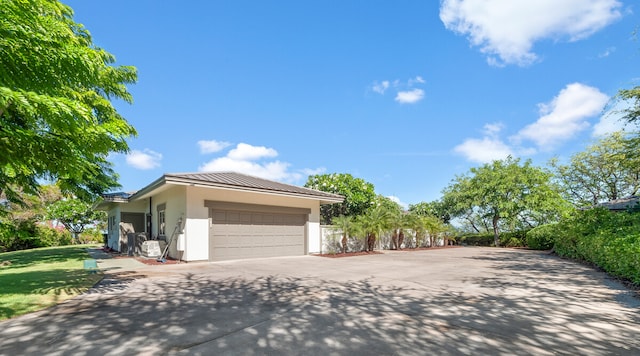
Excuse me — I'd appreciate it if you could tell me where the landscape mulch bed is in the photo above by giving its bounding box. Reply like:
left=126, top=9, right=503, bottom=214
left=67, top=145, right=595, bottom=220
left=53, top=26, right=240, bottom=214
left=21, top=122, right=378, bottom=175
left=314, top=245, right=462, bottom=258
left=135, top=257, right=181, bottom=265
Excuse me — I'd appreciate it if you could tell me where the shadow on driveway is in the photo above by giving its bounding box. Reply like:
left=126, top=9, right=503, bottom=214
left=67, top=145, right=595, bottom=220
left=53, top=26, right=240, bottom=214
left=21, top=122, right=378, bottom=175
left=0, top=248, right=639, bottom=355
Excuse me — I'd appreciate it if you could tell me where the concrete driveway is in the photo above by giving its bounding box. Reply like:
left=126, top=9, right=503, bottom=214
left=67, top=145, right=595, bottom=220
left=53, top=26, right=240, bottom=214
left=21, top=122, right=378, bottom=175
left=1, top=247, right=639, bottom=355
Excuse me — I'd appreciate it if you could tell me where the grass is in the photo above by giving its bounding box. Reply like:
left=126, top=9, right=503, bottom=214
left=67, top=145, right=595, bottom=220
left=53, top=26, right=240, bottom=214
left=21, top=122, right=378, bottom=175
left=0, top=245, right=103, bottom=320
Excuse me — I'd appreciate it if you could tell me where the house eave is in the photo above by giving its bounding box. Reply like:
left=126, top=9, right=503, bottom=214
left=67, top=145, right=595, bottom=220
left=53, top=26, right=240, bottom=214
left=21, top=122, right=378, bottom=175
left=125, top=174, right=345, bottom=204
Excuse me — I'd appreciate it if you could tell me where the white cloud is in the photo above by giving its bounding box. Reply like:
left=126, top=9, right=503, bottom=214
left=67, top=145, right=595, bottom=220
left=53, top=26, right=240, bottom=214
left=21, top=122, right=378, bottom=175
left=592, top=115, right=625, bottom=137
left=454, top=83, right=611, bottom=163
left=408, top=76, right=426, bottom=86
left=301, top=167, right=327, bottom=176
left=227, top=143, right=278, bottom=161
left=454, top=137, right=514, bottom=163
left=198, top=142, right=320, bottom=183
left=387, top=195, right=408, bottom=210
left=593, top=99, right=636, bottom=137
left=199, top=157, right=296, bottom=181
left=372, top=80, right=390, bottom=94
left=395, top=89, right=425, bottom=104
left=515, top=83, right=609, bottom=148
left=126, top=149, right=162, bottom=170
left=440, top=0, right=623, bottom=66
left=198, top=140, right=231, bottom=154
left=371, top=76, right=426, bottom=103
left=598, top=47, right=616, bottom=58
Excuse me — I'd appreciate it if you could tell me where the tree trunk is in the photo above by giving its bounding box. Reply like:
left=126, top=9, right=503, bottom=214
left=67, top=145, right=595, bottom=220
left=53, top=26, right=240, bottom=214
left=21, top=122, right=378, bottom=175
left=341, top=233, right=347, bottom=254
left=391, top=229, right=398, bottom=250
left=367, top=233, right=376, bottom=252
left=398, top=229, right=404, bottom=250
left=492, top=214, right=500, bottom=247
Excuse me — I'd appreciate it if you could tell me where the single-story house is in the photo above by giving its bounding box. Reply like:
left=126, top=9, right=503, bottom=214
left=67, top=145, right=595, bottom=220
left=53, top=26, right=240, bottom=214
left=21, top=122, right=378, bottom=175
left=595, top=196, right=640, bottom=212
left=95, top=172, right=344, bottom=262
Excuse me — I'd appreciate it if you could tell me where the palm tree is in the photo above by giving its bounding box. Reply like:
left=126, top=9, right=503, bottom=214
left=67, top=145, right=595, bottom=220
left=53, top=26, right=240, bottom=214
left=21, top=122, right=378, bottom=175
left=423, top=215, right=446, bottom=247
left=332, top=215, right=356, bottom=253
left=402, top=212, right=422, bottom=249
left=388, top=209, right=404, bottom=250
left=358, top=205, right=393, bottom=252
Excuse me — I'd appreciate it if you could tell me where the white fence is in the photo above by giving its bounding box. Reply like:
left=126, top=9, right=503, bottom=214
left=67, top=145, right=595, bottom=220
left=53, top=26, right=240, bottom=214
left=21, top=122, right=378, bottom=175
left=319, top=226, right=448, bottom=254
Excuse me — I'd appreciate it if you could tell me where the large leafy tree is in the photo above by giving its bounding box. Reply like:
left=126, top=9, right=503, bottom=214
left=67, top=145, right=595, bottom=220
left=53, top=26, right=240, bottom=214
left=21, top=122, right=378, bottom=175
left=409, top=200, right=452, bottom=224
left=304, top=173, right=376, bottom=224
left=1, top=184, right=63, bottom=224
left=47, top=198, right=106, bottom=240
left=550, top=132, right=640, bottom=207
left=0, top=1, right=137, bottom=210
left=443, top=157, right=567, bottom=247
left=617, top=86, right=640, bottom=124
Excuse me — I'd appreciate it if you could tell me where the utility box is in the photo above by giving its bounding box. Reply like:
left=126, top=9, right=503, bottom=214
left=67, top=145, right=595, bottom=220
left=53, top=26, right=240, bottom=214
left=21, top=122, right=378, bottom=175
left=141, top=240, right=162, bottom=258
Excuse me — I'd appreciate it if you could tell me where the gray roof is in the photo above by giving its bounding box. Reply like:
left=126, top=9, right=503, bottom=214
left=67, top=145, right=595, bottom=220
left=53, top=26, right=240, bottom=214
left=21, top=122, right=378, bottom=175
left=130, top=172, right=344, bottom=203
left=596, top=196, right=640, bottom=211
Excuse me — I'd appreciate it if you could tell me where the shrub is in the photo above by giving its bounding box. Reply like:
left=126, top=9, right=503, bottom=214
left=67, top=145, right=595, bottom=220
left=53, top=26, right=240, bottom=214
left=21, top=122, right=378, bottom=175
left=458, top=233, right=494, bottom=246
left=500, top=230, right=528, bottom=247
left=457, top=230, right=528, bottom=247
left=0, top=222, right=74, bottom=252
left=36, top=226, right=73, bottom=247
left=77, top=227, right=104, bottom=245
left=553, top=208, right=640, bottom=285
left=526, top=224, right=557, bottom=250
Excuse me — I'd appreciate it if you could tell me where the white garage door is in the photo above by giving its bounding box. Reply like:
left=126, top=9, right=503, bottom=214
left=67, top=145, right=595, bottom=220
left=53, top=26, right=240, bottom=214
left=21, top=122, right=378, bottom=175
left=208, top=202, right=309, bottom=261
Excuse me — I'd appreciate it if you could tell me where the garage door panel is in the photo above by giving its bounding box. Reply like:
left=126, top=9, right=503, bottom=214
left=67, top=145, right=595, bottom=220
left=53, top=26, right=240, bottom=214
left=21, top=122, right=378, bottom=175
left=209, top=208, right=306, bottom=261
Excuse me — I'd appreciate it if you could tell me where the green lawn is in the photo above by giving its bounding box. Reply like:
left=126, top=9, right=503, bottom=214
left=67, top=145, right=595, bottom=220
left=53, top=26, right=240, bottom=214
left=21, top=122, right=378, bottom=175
left=0, top=245, right=103, bottom=320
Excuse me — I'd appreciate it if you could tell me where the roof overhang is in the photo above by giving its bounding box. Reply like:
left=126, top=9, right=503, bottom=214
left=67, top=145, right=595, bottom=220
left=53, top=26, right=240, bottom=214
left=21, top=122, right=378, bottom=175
left=97, top=173, right=344, bottom=208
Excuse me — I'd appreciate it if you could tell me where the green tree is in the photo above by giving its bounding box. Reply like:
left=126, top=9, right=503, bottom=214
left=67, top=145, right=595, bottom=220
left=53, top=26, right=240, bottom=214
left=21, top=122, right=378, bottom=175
left=357, top=205, right=393, bottom=252
left=305, top=173, right=376, bottom=224
left=409, top=200, right=452, bottom=224
left=47, top=198, right=105, bottom=241
left=550, top=132, right=640, bottom=208
left=1, top=184, right=63, bottom=225
left=617, top=86, right=640, bottom=124
left=331, top=215, right=356, bottom=253
left=443, top=156, right=567, bottom=247
left=0, top=0, right=137, bottom=210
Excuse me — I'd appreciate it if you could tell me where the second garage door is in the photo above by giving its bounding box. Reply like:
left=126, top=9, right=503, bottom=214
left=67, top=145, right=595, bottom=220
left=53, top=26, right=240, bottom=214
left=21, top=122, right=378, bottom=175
left=208, top=203, right=308, bottom=261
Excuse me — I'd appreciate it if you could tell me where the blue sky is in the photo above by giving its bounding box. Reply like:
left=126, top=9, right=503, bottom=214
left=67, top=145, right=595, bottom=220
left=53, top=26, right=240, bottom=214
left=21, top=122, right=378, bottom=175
left=64, top=0, right=638, bottom=207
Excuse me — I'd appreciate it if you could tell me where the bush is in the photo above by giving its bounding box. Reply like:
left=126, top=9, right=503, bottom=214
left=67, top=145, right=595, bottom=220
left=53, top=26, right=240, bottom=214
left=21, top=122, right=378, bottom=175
left=526, top=224, right=557, bottom=250
left=500, top=230, right=528, bottom=247
left=458, top=233, right=494, bottom=246
left=36, top=226, right=73, bottom=247
left=0, top=222, right=73, bottom=252
left=553, top=208, right=640, bottom=285
left=77, top=227, right=104, bottom=245
left=457, top=230, right=528, bottom=247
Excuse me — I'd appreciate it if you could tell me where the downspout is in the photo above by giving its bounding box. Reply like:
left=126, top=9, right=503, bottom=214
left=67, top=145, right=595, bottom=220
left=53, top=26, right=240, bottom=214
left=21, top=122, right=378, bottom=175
left=148, top=197, right=152, bottom=238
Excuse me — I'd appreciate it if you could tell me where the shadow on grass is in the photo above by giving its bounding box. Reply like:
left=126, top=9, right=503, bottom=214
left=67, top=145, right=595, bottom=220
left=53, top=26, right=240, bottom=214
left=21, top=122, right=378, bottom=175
left=1, top=252, right=639, bottom=355
left=0, top=268, right=101, bottom=320
left=0, top=245, right=96, bottom=270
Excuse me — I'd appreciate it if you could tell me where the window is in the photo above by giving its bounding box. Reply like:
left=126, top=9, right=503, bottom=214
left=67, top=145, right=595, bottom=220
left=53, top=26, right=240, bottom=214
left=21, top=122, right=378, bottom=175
left=157, top=203, right=166, bottom=237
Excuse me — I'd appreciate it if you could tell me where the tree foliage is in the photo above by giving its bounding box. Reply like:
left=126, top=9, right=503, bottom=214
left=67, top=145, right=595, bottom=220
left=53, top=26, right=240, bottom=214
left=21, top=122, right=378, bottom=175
left=47, top=198, right=105, bottom=239
left=550, top=132, right=640, bottom=208
left=442, top=157, right=568, bottom=246
left=357, top=204, right=393, bottom=251
left=305, top=173, right=376, bottom=224
left=617, top=86, right=640, bottom=124
left=0, top=0, right=137, bottom=210
left=409, top=199, right=452, bottom=224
